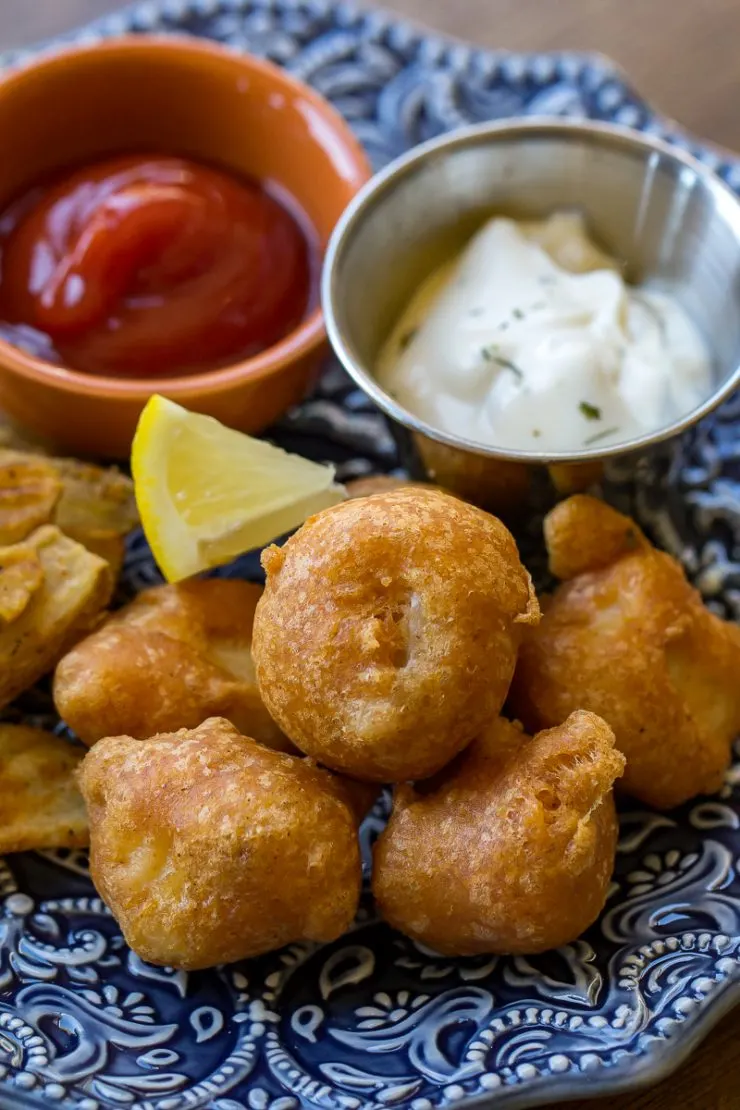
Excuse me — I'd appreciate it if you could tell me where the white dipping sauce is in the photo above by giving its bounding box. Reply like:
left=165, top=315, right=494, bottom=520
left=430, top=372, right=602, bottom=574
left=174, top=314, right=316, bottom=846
left=377, top=213, right=712, bottom=451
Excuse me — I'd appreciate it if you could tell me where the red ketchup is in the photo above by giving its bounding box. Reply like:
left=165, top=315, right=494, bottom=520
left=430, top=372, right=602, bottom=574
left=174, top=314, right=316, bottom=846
left=0, top=155, right=314, bottom=377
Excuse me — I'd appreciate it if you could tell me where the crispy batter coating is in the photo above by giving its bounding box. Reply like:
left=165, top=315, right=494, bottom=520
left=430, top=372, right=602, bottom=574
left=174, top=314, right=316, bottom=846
left=509, top=495, right=740, bottom=809
left=78, top=718, right=363, bottom=969
left=54, top=578, right=289, bottom=750
left=254, top=488, right=539, bottom=782
left=373, top=711, right=624, bottom=955
left=543, top=493, right=648, bottom=580
left=0, top=526, right=113, bottom=709
left=0, top=450, right=138, bottom=577
left=0, top=725, right=88, bottom=852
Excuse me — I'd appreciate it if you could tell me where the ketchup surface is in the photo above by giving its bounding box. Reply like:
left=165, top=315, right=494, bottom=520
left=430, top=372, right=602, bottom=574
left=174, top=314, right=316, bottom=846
left=0, top=156, right=314, bottom=377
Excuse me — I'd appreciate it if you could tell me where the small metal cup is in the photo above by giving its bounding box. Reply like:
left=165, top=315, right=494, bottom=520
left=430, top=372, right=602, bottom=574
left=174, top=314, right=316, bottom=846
left=322, top=119, right=740, bottom=514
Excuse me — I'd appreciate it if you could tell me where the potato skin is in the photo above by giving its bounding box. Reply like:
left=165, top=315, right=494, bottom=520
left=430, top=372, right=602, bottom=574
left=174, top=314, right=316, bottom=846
left=510, top=495, right=740, bottom=810
left=373, top=711, right=624, bottom=955
left=253, top=488, right=539, bottom=782
left=78, top=718, right=362, bottom=970
left=54, top=579, right=289, bottom=751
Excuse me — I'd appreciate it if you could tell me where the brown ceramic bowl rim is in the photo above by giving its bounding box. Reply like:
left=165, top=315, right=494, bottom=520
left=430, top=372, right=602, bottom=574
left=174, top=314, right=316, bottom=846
left=0, top=34, right=371, bottom=400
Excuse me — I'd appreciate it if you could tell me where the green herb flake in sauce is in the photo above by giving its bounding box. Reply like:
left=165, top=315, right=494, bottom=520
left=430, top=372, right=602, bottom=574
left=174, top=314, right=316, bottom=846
left=584, top=425, right=619, bottom=446
left=481, top=347, right=524, bottom=380
left=579, top=401, right=602, bottom=421
left=512, top=308, right=525, bottom=320
left=532, top=429, right=542, bottom=438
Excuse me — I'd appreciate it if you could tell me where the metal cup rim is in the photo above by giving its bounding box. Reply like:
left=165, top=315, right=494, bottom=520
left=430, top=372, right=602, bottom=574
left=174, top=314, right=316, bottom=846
left=322, top=116, right=740, bottom=465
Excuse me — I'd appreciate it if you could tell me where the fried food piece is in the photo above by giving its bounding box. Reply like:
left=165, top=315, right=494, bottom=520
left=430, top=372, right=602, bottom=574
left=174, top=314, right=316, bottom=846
left=0, top=542, right=44, bottom=623
left=509, top=495, right=740, bottom=809
left=52, top=458, right=138, bottom=578
left=0, top=452, right=62, bottom=545
left=373, top=711, right=624, bottom=955
left=78, top=717, right=363, bottom=969
left=0, top=725, right=88, bottom=852
left=0, top=526, right=113, bottom=709
left=54, top=578, right=289, bottom=751
left=0, top=450, right=138, bottom=577
left=543, top=493, right=648, bottom=580
left=254, top=488, right=539, bottom=782
left=413, top=432, right=531, bottom=515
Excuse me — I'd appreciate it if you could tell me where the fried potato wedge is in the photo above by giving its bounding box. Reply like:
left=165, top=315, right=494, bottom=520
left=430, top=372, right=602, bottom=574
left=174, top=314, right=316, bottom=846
left=52, top=458, right=138, bottom=577
left=0, top=544, right=44, bottom=623
left=0, top=450, right=138, bottom=577
left=0, top=452, right=62, bottom=546
left=0, top=724, right=87, bottom=852
left=0, top=526, right=113, bottom=709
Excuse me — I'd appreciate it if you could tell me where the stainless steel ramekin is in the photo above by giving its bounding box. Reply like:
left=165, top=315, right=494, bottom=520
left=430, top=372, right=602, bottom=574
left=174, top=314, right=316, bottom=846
left=322, top=119, right=740, bottom=513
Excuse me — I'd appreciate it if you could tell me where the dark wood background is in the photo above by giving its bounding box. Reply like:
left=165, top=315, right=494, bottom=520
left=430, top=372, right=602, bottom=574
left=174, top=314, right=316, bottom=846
left=2, top=3, right=740, bottom=1108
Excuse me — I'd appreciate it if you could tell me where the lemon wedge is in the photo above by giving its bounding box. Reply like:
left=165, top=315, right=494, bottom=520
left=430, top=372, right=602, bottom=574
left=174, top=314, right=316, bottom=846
left=131, top=395, right=346, bottom=581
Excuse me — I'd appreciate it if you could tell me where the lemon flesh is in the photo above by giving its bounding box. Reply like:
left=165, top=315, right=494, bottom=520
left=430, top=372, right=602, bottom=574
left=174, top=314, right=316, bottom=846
left=131, top=395, right=346, bottom=581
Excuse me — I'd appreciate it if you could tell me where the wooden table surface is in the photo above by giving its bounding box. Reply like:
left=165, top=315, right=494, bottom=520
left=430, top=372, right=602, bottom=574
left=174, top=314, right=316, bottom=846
left=1, top=2, right=740, bottom=1109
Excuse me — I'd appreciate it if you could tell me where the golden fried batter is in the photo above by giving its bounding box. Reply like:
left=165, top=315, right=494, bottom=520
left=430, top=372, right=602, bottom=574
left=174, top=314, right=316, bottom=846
left=543, top=493, right=648, bottom=580
left=0, top=526, right=113, bottom=709
left=509, top=495, right=740, bottom=809
left=373, top=711, right=624, bottom=955
left=54, top=578, right=289, bottom=750
left=0, top=725, right=88, bottom=852
left=78, top=717, right=363, bottom=969
left=0, top=450, right=138, bottom=576
left=254, top=488, right=539, bottom=782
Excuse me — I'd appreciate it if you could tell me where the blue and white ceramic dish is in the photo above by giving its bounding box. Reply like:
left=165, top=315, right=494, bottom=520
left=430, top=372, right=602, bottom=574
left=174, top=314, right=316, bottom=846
left=1, top=2, right=740, bottom=1108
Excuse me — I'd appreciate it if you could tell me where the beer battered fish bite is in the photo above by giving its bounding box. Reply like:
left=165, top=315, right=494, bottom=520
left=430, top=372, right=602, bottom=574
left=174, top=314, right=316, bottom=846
left=54, top=578, right=289, bottom=751
left=253, top=488, right=539, bottom=781
left=373, top=711, right=624, bottom=955
left=509, top=495, right=740, bottom=809
left=78, top=718, right=363, bottom=970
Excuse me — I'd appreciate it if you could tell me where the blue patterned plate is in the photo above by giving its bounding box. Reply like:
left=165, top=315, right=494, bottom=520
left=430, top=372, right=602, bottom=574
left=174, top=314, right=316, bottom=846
left=1, top=3, right=740, bottom=1108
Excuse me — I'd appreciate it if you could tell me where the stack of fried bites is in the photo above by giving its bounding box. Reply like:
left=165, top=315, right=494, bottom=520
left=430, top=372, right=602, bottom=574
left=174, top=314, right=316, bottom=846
left=6, top=464, right=740, bottom=973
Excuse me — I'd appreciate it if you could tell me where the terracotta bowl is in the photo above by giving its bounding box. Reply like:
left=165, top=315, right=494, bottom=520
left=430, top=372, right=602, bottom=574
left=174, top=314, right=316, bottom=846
left=0, top=36, right=370, bottom=457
